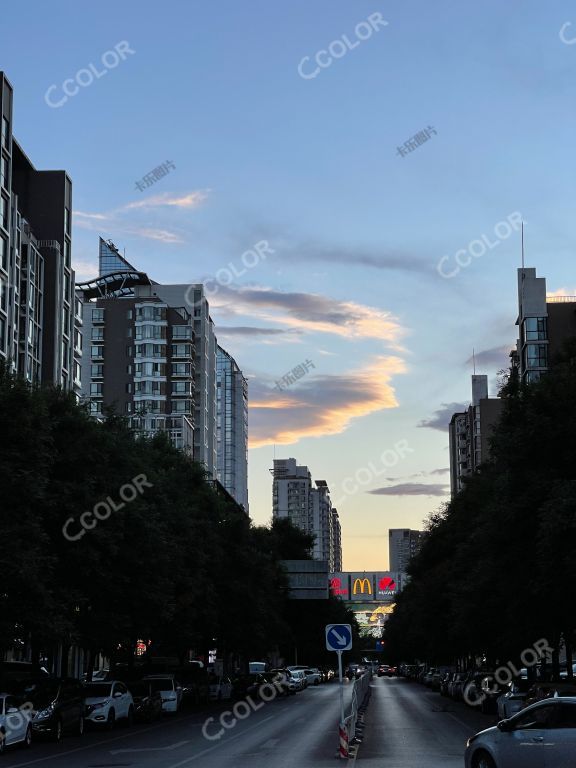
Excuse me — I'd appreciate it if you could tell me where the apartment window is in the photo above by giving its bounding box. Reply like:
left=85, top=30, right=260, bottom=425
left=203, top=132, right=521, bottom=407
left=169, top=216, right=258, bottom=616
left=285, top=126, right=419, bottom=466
left=91, top=327, right=105, bottom=340
left=0, top=157, right=9, bottom=200
left=125, top=402, right=133, bottom=414
left=0, top=276, right=6, bottom=312
left=172, top=399, right=192, bottom=413
left=92, top=308, right=105, bottom=322
left=64, top=207, right=71, bottom=235
left=127, top=309, right=133, bottom=319
left=172, top=381, right=192, bottom=395
left=172, top=325, right=192, bottom=339
left=172, top=362, right=191, bottom=376
left=91, top=345, right=104, bottom=359
left=172, top=343, right=192, bottom=358
left=524, top=316, right=547, bottom=341
left=135, top=324, right=166, bottom=340
left=0, top=194, right=7, bottom=231
left=136, top=305, right=166, bottom=321
left=91, top=364, right=104, bottom=377
left=0, top=317, right=5, bottom=350
left=0, top=234, right=6, bottom=270
left=526, top=344, right=547, bottom=369
left=1, top=118, right=9, bottom=148
left=64, top=238, right=71, bottom=268
left=90, top=401, right=103, bottom=415
left=90, top=382, right=103, bottom=396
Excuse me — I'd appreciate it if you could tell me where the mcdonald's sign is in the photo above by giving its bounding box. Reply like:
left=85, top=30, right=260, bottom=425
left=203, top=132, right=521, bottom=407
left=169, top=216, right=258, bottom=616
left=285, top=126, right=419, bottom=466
left=352, top=577, right=372, bottom=596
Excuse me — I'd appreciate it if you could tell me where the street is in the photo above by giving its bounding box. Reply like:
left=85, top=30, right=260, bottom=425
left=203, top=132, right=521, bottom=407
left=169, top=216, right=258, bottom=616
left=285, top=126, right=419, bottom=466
left=1, top=682, right=353, bottom=768
left=359, top=676, right=495, bottom=767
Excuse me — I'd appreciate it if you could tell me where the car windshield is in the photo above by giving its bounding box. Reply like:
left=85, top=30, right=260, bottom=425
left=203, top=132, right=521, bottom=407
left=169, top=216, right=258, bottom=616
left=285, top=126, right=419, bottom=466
left=147, top=679, right=173, bottom=692
left=85, top=683, right=113, bottom=697
left=129, top=682, right=149, bottom=697
left=25, top=680, right=60, bottom=703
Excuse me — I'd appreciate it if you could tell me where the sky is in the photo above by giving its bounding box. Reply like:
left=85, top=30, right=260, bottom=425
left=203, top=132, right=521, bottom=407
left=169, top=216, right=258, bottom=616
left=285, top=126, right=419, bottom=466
left=3, top=1, right=576, bottom=570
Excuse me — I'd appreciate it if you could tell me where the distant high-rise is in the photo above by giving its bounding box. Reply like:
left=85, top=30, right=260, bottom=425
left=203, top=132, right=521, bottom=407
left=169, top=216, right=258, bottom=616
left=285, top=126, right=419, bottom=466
left=512, top=267, right=576, bottom=383
left=448, top=375, right=503, bottom=497
left=271, top=458, right=342, bottom=571
left=389, top=529, right=423, bottom=572
left=0, top=72, right=81, bottom=392
left=216, top=345, right=248, bottom=511
left=76, top=240, right=240, bottom=480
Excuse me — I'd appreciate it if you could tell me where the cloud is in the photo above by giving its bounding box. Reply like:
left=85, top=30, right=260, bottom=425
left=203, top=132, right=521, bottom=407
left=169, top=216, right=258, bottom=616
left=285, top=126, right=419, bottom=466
left=124, top=191, right=209, bottom=210
left=465, top=346, right=511, bottom=370
left=72, top=189, right=208, bottom=244
left=368, top=483, right=449, bottom=497
left=547, top=287, right=576, bottom=299
left=211, top=285, right=406, bottom=346
left=418, top=402, right=468, bottom=431
left=249, top=355, right=406, bottom=448
left=216, top=326, right=303, bottom=338
left=277, top=240, right=434, bottom=276
left=429, top=467, right=450, bottom=476
left=72, top=259, right=99, bottom=281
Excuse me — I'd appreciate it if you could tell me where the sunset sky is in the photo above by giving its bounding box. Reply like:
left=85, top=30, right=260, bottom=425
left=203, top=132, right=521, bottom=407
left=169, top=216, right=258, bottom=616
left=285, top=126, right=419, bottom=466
left=4, top=0, right=576, bottom=569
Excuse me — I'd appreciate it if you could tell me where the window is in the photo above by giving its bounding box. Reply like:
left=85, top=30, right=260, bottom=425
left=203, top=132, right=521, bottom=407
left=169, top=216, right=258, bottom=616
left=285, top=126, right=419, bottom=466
left=90, top=401, right=103, bottom=415
left=90, top=383, right=103, bottom=396
left=91, top=345, right=104, bottom=359
left=0, top=155, right=9, bottom=189
left=135, top=324, right=166, bottom=340
left=514, top=703, right=557, bottom=730
left=172, top=363, right=191, bottom=376
left=136, top=305, right=166, bottom=321
left=172, top=325, right=192, bottom=339
left=172, top=399, right=192, bottom=413
left=91, top=327, right=105, bottom=340
left=172, top=344, right=192, bottom=358
left=525, top=344, right=547, bottom=369
left=91, top=364, right=104, bottom=377
left=0, top=194, right=7, bottom=230
left=1, top=117, right=9, bottom=148
left=524, top=316, right=547, bottom=341
left=92, top=308, right=105, bottom=322
left=0, top=234, right=6, bottom=270
left=172, top=381, right=192, bottom=395
left=64, top=207, right=71, bottom=235
left=554, top=704, right=576, bottom=728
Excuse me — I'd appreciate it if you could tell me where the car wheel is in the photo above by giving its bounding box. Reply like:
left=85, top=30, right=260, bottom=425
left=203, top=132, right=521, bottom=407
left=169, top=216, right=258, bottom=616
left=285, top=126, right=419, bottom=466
left=23, top=725, right=32, bottom=749
left=77, top=716, right=84, bottom=736
left=0, top=729, right=6, bottom=753
left=107, top=709, right=116, bottom=730
left=473, top=750, right=497, bottom=768
left=53, top=718, right=63, bottom=743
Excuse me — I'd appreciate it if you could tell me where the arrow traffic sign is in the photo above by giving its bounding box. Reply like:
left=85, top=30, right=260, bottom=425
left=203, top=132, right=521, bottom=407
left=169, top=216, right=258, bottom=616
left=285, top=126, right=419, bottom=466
left=325, top=623, right=353, bottom=652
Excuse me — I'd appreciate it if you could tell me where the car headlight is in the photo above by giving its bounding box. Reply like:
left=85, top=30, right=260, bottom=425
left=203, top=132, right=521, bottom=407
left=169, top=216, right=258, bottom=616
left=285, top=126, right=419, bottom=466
left=35, top=704, right=55, bottom=720
left=90, top=701, right=109, bottom=710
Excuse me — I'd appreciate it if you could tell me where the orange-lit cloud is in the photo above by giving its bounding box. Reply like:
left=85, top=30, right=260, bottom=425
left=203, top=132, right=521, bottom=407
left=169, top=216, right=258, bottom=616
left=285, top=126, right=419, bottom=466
left=124, top=190, right=209, bottom=210
left=249, top=356, right=406, bottom=448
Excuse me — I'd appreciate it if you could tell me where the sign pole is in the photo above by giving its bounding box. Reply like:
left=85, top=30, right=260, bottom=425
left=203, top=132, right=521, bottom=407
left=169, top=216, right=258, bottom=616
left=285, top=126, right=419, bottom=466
left=337, top=649, right=344, bottom=725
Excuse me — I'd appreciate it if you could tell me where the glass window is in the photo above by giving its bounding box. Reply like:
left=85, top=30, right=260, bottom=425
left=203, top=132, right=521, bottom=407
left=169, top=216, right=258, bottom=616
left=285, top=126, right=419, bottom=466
left=0, top=194, right=7, bottom=230
left=91, top=364, right=104, bottom=377
left=554, top=704, right=576, bottom=728
left=91, top=345, right=104, bottom=359
left=525, top=344, right=547, bottom=369
left=1, top=117, right=9, bottom=147
left=0, top=234, right=6, bottom=270
left=514, top=703, right=557, bottom=730
left=172, top=344, right=192, bottom=357
left=91, top=327, right=105, bottom=340
left=90, top=401, right=102, bottom=415
left=92, top=308, right=105, bottom=322
left=524, top=316, right=547, bottom=341
left=90, top=382, right=103, bottom=395
left=0, top=155, right=7, bottom=190
left=172, top=325, right=192, bottom=339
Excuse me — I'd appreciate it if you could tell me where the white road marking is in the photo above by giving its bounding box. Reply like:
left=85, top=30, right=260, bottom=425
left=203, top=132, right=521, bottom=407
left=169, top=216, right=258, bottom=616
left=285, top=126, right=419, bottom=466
left=111, top=739, right=190, bottom=754
left=259, top=738, right=279, bottom=750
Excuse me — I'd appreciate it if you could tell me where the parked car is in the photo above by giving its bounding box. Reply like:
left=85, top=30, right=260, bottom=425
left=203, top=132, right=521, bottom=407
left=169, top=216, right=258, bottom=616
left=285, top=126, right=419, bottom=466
left=465, top=697, right=576, bottom=768
left=449, top=671, right=468, bottom=701
left=208, top=675, right=233, bottom=701
left=27, top=678, right=85, bottom=741
left=304, top=668, right=322, bottom=686
left=440, top=672, right=454, bottom=697
left=127, top=680, right=163, bottom=722
left=141, top=676, right=182, bottom=714
left=267, top=669, right=295, bottom=696
left=84, top=681, right=134, bottom=728
left=497, top=680, right=532, bottom=720
left=462, top=672, right=490, bottom=708
left=0, top=694, right=33, bottom=753
left=377, top=665, right=389, bottom=677
left=231, top=674, right=264, bottom=700
left=287, top=670, right=306, bottom=691
left=176, top=666, right=209, bottom=706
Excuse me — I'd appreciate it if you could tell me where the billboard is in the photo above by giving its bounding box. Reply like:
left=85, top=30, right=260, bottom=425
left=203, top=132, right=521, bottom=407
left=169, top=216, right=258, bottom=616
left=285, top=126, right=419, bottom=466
left=329, top=572, right=402, bottom=602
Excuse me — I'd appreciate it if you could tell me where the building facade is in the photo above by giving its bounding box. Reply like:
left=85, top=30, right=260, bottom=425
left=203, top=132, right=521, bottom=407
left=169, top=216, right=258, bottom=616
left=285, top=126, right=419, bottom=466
left=331, top=509, right=342, bottom=572
left=388, top=529, right=423, bottom=573
left=512, top=267, right=576, bottom=383
left=76, top=240, right=235, bottom=480
left=448, top=374, right=503, bottom=496
left=0, top=72, right=81, bottom=392
left=216, top=345, right=248, bottom=511
left=271, top=458, right=342, bottom=571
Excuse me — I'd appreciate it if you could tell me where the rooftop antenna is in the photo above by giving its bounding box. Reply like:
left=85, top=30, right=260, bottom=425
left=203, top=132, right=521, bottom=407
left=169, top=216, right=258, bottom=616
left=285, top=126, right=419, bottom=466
left=521, top=221, right=525, bottom=270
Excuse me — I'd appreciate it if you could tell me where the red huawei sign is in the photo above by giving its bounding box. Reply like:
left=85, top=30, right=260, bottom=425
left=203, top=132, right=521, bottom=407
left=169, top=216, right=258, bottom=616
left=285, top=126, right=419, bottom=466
left=330, top=577, right=348, bottom=596
left=378, top=577, right=396, bottom=592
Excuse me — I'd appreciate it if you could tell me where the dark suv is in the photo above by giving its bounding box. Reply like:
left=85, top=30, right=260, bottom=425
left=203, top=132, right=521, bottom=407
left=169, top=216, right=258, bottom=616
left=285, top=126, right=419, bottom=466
left=27, top=678, right=85, bottom=741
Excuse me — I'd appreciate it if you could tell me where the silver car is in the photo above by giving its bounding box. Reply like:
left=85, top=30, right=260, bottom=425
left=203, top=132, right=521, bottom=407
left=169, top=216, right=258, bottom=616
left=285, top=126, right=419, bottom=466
left=465, top=697, right=576, bottom=768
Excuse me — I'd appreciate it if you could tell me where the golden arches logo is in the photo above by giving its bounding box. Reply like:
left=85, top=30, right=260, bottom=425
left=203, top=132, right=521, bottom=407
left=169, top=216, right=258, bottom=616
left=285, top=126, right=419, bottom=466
left=352, top=577, right=372, bottom=595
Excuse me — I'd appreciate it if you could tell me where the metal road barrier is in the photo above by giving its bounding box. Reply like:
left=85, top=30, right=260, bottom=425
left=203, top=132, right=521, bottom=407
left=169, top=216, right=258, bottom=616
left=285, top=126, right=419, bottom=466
left=340, top=669, right=373, bottom=759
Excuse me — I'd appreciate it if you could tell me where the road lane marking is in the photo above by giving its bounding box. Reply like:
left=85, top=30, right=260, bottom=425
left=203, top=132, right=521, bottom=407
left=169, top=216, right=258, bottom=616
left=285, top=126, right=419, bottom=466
left=166, top=715, right=276, bottom=768
left=111, top=740, right=190, bottom=754
left=259, top=738, right=279, bottom=749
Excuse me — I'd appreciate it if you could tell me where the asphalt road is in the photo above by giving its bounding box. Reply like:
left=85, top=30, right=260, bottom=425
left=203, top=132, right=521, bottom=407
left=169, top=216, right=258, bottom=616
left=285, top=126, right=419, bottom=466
left=1, top=681, right=353, bottom=768
left=358, top=676, right=497, bottom=767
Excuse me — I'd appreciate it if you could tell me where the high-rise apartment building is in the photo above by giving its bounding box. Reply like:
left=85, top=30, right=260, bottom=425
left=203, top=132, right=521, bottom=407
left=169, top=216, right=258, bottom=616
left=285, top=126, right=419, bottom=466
left=512, top=267, right=576, bottom=383
left=448, top=375, right=503, bottom=496
left=216, top=345, right=248, bottom=511
left=271, top=458, right=342, bottom=571
left=0, top=72, right=81, bottom=392
left=331, top=508, right=342, bottom=572
left=389, top=528, right=423, bottom=572
left=77, top=239, right=248, bottom=484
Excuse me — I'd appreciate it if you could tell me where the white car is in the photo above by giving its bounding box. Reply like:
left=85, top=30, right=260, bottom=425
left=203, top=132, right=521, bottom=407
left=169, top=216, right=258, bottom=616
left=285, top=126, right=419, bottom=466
left=208, top=677, right=232, bottom=701
left=465, top=697, right=576, bottom=768
left=304, top=668, right=322, bottom=686
left=287, top=670, right=307, bottom=691
left=0, top=695, right=33, bottom=753
left=84, top=681, right=134, bottom=728
left=142, top=676, right=182, bottom=713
